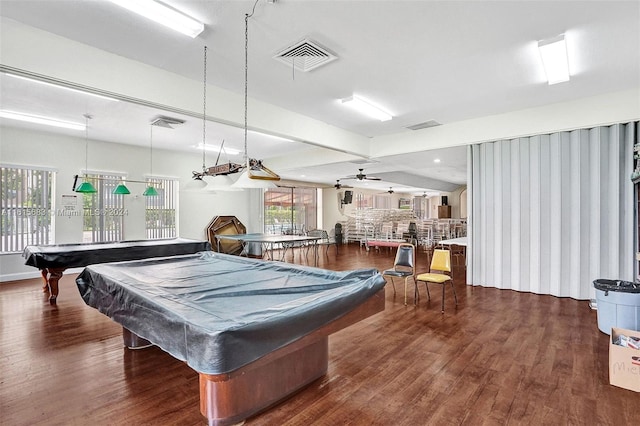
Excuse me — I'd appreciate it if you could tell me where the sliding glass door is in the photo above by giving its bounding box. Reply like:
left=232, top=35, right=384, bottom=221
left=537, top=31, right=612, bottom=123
left=264, top=187, right=317, bottom=234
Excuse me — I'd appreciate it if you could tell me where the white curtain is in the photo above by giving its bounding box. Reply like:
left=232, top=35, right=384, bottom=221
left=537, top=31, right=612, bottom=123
left=468, top=122, right=637, bottom=300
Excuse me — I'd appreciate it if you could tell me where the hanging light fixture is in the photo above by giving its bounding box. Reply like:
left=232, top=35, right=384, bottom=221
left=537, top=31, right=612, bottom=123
left=143, top=185, right=158, bottom=196
left=143, top=123, right=159, bottom=196
left=232, top=9, right=280, bottom=189
left=113, top=182, right=131, bottom=195
left=202, top=141, right=243, bottom=191
left=75, top=114, right=97, bottom=193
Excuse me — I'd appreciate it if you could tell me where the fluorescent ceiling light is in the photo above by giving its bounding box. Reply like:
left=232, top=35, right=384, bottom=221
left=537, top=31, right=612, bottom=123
left=0, top=110, right=85, bottom=131
left=5, top=74, right=118, bottom=101
left=538, top=34, right=570, bottom=85
left=195, top=143, right=242, bottom=156
left=110, top=0, right=205, bottom=38
left=341, top=95, right=392, bottom=122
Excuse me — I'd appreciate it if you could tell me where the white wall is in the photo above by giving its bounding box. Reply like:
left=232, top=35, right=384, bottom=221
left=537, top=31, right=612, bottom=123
left=449, top=186, right=466, bottom=219
left=323, top=189, right=349, bottom=232
left=0, top=126, right=256, bottom=281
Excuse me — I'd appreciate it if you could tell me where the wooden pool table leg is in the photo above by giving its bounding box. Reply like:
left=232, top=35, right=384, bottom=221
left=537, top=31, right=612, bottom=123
left=40, top=269, right=49, bottom=292
left=42, top=268, right=65, bottom=304
left=199, top=337, right=328, bottom=426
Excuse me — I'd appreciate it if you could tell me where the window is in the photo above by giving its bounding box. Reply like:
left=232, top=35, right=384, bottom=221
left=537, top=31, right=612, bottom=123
left=82, top=173, right=124, bottom=242
left=146, top=177, right=178, bottom=239
left=355, top=192, right=373, bottom=209
left=264, top=187, right=317, bottom=234
left=1, top=165, right=54, bottom=252
left=373, top=195, right=391, bottom=209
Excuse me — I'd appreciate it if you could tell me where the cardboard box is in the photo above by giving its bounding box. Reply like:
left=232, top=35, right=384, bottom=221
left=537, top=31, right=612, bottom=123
left=609, top=327, right=640, bottom=392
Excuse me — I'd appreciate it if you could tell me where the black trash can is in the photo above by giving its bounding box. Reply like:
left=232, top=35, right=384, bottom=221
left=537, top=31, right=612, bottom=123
left=593, top=279, right=640, bottom=335
left=334, top=223, right=343, bottom=245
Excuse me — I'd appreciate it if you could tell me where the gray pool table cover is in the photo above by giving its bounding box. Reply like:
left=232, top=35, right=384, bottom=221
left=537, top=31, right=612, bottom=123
left=76, top=251, right=386, bottom=375
left=24, top=238, right=211, bottom=269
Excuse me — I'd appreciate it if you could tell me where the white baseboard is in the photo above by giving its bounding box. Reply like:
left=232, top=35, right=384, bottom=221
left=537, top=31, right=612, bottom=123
left=0, top=271, right=42, bottom=282
left=0, top=267, right=84, bottom=283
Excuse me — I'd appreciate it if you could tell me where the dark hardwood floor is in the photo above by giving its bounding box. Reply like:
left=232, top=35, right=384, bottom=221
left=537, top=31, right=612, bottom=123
left=1, top=243, right=637, bottom=425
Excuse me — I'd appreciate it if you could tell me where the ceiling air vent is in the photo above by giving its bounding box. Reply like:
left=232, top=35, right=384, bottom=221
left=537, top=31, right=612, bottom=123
left=406, top=120, right=441, bottom=131
left=150, top=116, right=185, bottom=129
left=350, top=159, right=379, bottom=166
left=273, top=39, right=337, bottom=72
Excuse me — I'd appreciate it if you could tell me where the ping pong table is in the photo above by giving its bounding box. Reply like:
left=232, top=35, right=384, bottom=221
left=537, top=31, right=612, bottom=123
left=215, top=233, right=321, bottom=265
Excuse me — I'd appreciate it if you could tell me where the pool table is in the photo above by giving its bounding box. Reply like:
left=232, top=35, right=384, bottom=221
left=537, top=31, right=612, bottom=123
left=23, top=238, right=211, bottom=303
left=76, top=252, right=386, bottom=425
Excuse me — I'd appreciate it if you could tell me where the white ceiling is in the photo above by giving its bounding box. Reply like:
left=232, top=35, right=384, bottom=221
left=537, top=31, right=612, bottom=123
left=1, top=0, right=639, bottom=194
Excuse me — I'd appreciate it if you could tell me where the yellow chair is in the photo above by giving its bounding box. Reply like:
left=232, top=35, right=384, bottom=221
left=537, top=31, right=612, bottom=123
left=382, top=243, right=416, bottom=305
left=415, top=249, right=457, bottom=313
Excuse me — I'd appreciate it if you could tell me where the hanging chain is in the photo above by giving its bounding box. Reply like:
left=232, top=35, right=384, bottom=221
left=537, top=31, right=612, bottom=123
left=244, top=0, right=259, bottom=167
left=202, top=45, right=208, bottom=172
left=83, top=113, right=92, bottom=175
left=149, top=124, right=153, bottom=179
left=243, top=13, right=249, bottom=165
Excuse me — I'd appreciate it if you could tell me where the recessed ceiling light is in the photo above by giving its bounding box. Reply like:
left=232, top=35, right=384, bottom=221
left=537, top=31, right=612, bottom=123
left=538, top=34, right=570, bottom=85
left=434, top=158, right=441, bottom=163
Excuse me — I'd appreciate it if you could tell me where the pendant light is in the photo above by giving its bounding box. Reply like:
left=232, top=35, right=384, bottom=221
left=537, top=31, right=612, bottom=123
left=75, top=114, right=97, bottom=193
left=203, top=141, right=242, bottom=191
left=143, top=123, right=159, bottom=196
left=113, top=182, right=131, bottom=195
left=143, top=185, right=158, bottom=196
left=231, top=10, right=280, bottom=189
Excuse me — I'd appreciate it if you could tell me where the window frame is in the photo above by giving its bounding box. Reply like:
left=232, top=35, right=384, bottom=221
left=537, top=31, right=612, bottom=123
left=145, top=176, right=178, bottom=239
left=1, top=164, right=55, bottom=253
left=81, top=172, right=126, bottom=243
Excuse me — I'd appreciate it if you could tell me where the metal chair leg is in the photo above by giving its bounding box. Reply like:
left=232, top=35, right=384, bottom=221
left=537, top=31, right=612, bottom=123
left=404, top=277, right=408, bottom=305
left=388, top=277, right=396, bottom=295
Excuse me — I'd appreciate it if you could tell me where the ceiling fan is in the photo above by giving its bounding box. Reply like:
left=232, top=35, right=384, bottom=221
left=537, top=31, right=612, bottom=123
left=377, top=187, right=394, bottom=194
left=334, top=179, right=353, bottom=189
left=345, top=168, right=381, bottom=181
